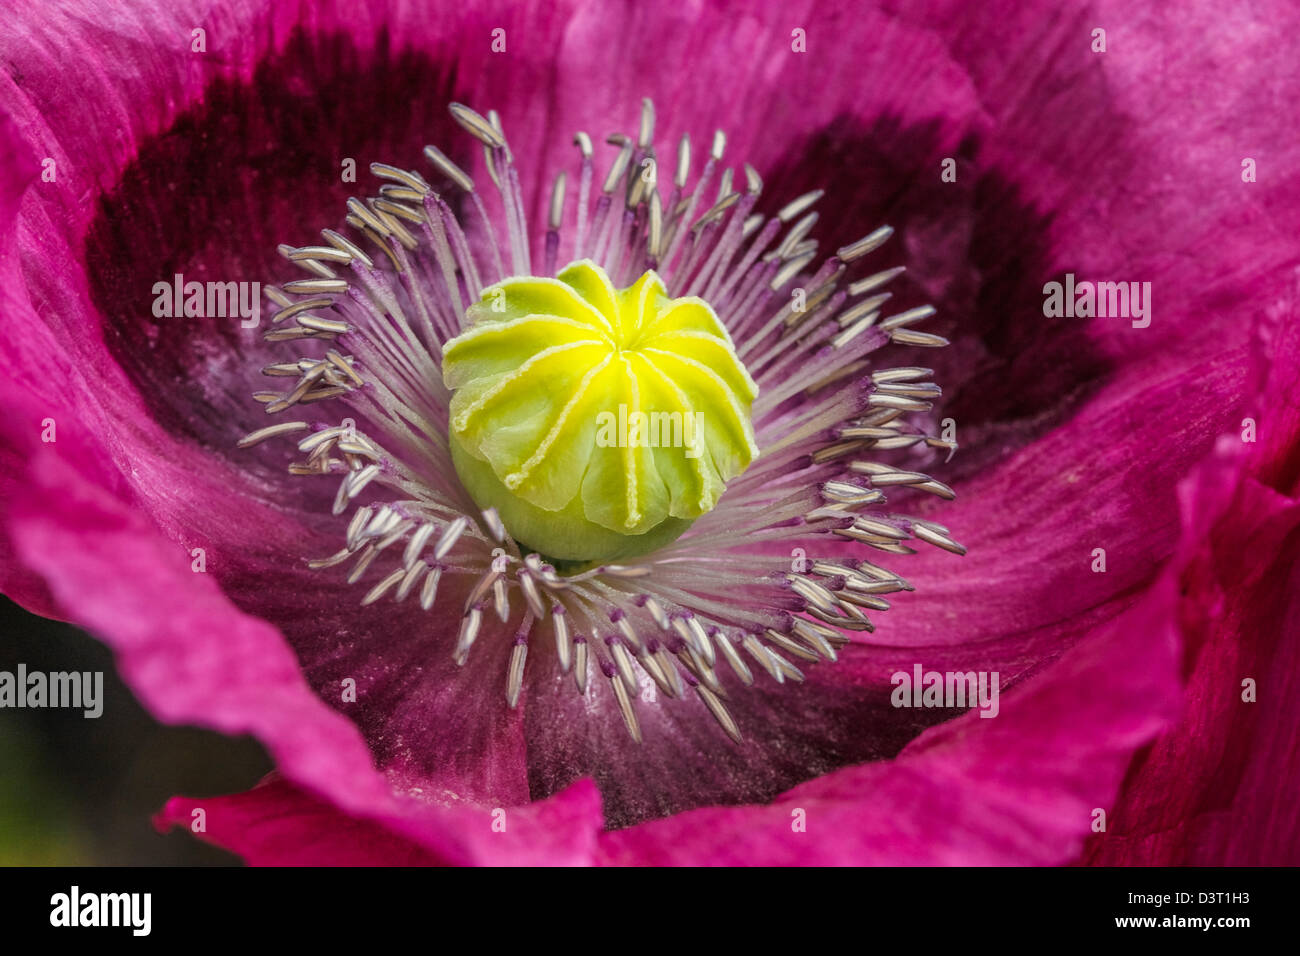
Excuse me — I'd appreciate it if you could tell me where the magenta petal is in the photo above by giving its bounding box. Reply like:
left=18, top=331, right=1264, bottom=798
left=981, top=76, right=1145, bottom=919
left=0, top=113, right=60, bottom=617
left=1088, top=474, right=1300, bottom=864
left=8, top=431, right=390, bottom=810
left=8, top=422, right=604, bottom=863
left=156, top=775, right=603, bottom=866
left=155, top=780, right=448, bottom=866
left=1087, top=301, right=1300, bottom=864
left=597, top=567, right=1182, bottom=865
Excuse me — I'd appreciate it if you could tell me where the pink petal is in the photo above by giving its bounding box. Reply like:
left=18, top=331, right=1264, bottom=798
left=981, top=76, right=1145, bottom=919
left=1087, top=290, right=1300, bottom=864
left=597, top=551, right=1183, bottom=864
left=157, top=775, right=603, bottom=866
left=1087, top=471, right=1300, bottom=864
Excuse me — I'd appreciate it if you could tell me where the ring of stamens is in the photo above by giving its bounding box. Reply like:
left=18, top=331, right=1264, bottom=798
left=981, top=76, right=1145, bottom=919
left=238, top=97, right=963, bottom=744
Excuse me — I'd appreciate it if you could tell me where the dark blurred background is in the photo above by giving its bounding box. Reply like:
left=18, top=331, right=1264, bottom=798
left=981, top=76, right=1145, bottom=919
left=0, top=596, right=273, bottom=865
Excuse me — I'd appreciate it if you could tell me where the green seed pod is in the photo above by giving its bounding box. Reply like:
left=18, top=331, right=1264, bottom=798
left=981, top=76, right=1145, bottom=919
left=443, top=259, right=758, bottom=563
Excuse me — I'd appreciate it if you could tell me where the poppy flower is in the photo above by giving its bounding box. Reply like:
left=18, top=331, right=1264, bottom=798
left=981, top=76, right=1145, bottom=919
left=1, top=0, right=1297, bottom=865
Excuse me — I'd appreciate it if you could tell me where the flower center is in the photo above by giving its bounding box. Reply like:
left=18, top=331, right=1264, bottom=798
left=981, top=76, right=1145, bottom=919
left=238, top=98, right=964, bottom=745
left=442, top=260, right=758, bottom=564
